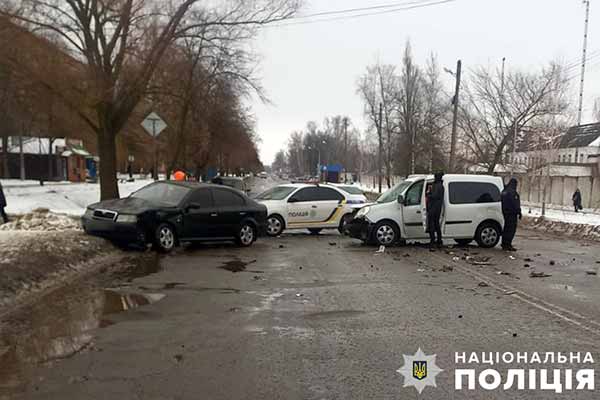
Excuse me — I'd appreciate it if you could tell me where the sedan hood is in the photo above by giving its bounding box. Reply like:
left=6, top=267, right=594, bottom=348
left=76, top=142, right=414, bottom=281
left=88, top=197, right=160, bottom=214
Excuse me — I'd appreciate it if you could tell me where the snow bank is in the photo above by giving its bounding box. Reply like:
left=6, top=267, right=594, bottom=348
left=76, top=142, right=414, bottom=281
left=522, top=216, right=600, bottom=242
left=0, top=209, right=81, bottom=231
left=523, top=204, right=600, bottom=227
left=3, top=179, right=153, bottom=216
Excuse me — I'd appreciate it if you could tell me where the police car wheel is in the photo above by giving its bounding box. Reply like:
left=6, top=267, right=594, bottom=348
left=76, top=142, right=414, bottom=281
left=338, top=214, right=353, bottom=234
left=266, top=215, right=284, bottom=237
left=373, top=221, right=399, bottom=246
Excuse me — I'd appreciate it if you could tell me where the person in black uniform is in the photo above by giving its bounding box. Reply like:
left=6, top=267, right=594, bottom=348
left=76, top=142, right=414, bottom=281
left=0, top=182, right=8, bottom=224
left=426, top=172, right=444, bottom=247
left=501, top=178, right=522, bottom=251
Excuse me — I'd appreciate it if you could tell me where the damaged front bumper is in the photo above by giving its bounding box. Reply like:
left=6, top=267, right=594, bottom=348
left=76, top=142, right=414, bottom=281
left=345, top=217, right=373, bottom=242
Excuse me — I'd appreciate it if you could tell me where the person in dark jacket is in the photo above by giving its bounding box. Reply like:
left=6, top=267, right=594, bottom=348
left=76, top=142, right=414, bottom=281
left=572, top=189, right=583, bottom=213
left=501, top=178, right=522, bottom=251
left=426, top=172, right=445, bottom=247
left=0, top=182, right=8, bottom=224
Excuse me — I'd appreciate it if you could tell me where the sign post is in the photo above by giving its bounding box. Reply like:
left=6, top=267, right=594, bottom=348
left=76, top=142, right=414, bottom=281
left=141, top=112, right=167, bottom=180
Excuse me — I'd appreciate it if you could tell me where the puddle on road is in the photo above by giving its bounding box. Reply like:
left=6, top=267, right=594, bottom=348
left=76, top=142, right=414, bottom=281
left=0, top=254, right=165, bottom=395
left=219, top=259, right=260, bottom=273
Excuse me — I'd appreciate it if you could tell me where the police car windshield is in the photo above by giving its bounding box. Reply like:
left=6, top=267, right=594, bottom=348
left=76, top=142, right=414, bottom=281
left=131, top=182, right=191, bottom=206
left=377, top=181, right=413, bottom=203
left=255, top=186, right=296, bottom=200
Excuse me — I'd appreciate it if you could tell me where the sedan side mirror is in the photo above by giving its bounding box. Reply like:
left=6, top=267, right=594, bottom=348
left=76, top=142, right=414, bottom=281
left=397, top=195, right=405, bottom=205
left=288, top=197, right=299, bottom=203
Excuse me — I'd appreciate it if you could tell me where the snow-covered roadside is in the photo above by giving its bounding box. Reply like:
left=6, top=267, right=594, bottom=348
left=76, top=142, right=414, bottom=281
left=3, top=179, right=153, bottom=216
left=522, top=203, right=600, bottom=226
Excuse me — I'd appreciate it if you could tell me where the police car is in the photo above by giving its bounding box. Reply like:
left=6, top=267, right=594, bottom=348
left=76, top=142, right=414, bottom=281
left=255, top=183, right=362, bottom=236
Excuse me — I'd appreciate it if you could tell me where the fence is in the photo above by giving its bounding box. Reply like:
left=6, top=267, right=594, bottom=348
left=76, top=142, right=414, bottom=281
left=520, top=175, right=600, bottom=210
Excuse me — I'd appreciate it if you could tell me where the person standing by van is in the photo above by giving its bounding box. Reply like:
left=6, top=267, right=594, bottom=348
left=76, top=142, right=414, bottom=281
left=0, top=182, right=8, bottom=224
left=427, top=172, right=444, bottom=247
left=501, top=178, right=522, bottom=251
left=572, top=188, right=583, bottom=213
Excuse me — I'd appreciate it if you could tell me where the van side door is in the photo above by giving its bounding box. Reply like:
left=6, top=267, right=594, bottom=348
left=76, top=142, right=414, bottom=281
left=401, top=180, right=427, bottom=239
left=445, top=182, right=501, bottom=239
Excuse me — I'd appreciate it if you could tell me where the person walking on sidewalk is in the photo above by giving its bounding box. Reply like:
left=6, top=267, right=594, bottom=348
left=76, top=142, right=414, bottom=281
left=572, top=188, right=583, bottom=213
left=426, top=172, right=445, bottom=247
left=0, top=182, right=8, bottom=224
left=501, top=178, right=522, bottom=251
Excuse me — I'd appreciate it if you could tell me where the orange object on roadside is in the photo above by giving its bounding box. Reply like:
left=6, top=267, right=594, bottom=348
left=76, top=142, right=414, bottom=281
left=174, top=170, right=186, bottom=181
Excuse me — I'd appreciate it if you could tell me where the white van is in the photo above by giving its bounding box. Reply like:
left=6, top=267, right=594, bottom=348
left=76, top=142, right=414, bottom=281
left=345, top=174, right=505, bottom=248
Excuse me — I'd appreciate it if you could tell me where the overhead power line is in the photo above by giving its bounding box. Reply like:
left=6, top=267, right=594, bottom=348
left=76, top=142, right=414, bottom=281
left=290, top=0, right=442, bottom=20
left=266, top=0, right=457, bottom=28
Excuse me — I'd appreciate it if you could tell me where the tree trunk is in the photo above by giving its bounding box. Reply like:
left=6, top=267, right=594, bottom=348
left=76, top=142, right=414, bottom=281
left=48, top=138, right=54, bottom=181
left=98, top=130, right=120, bottom=200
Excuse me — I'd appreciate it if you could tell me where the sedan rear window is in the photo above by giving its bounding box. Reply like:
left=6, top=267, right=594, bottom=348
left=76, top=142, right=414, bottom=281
left=131, top=183, right=191, bottom=206
left=338, top=186, right=364, bottom=195
left=255, top=186, right=296, bottom=200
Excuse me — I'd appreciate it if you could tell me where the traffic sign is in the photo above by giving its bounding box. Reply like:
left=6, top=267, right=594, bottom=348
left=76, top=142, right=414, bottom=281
left=141, top=112, right=167, bottom=137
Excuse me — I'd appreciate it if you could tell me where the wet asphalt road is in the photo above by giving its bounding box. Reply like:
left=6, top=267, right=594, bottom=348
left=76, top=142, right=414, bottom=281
left=5, top=226, right=600, bottom=399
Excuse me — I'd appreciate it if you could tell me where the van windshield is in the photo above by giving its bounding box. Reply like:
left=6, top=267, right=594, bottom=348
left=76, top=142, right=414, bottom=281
left=377, top=181, right=413, bottom=203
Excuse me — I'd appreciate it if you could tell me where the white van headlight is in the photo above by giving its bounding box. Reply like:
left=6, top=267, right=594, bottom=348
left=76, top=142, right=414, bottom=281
left=356, top=206, right=371, bottom=218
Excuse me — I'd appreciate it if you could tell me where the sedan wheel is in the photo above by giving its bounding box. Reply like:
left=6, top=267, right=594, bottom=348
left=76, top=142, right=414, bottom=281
left=237, top=224, right=255, bottom=247
left=154, top=224, right=176, bottom=253
left=267, top=215, right=284, bottom=237
left=374, top=222, right=398, bottom=246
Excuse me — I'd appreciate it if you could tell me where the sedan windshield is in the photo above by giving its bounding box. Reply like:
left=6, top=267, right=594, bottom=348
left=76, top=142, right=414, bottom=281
left=377, top=181, right=413, bottom=203
left=255, top=186, right=296, bottom=200
left=131, top=183, right=191, bottom=206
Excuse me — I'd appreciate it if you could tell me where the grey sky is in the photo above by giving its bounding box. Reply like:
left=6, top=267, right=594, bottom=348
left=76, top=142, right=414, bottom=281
left=250, top=0, right=599, bottom=165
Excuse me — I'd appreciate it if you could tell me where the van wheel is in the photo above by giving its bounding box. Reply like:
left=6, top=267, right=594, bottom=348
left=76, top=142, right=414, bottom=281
left=372, top=221, right=399, bottom=246
left=266, top=215, right=284, bottom=237
left=454, top=239, right=473, bottom=247
left=475, top=222, right=500, bottom=248
left=153, top=223, right=177, bottom=253
left=308, top=228, right=322, bottom=235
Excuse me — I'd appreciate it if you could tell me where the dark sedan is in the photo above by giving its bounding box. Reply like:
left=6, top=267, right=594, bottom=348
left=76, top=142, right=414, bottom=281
left=82, top=181, right=267, bottom=252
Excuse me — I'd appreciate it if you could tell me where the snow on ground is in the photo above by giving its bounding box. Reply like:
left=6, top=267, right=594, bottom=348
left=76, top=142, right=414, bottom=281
left=0, top=209, right=81, bottom=231
left=3, top=179, right=153, bottom=216
left=523, top=204, right=600, bottom=226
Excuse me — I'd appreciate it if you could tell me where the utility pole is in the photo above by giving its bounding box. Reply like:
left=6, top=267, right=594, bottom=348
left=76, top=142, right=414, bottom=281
left=343, top=117, right=348, bottom=183
left=449, top=59, right=462, bottom=173
left=378, top=103, right=383, bottom=193
left=576, top=0, right=591, bottom=163
left=510, top=119, right=519, bottom=176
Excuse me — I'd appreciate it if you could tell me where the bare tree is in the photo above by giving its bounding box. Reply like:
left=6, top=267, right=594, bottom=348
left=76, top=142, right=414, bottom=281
left=2, top=0, right=299, bottom=199
left=397, top=41, right=422, bottom=175
left=459, top=62, right=570, bottom=174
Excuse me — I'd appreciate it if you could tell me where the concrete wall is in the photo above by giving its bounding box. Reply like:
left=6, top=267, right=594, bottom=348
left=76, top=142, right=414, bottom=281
left=523, top=175, right=600, bottom=210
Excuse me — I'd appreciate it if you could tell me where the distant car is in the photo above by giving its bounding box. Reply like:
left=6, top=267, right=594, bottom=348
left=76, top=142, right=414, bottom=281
left=212, top=176, right=250, bottom=194
left=346, top=174, right=504, bottom=247
left=82, top=181, right=267, bottom=252
left=258, top=172, right=268, bottom=179
left=330, top=184, right=368, bottom=204
left=255, top=183, right=363, bottom=236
